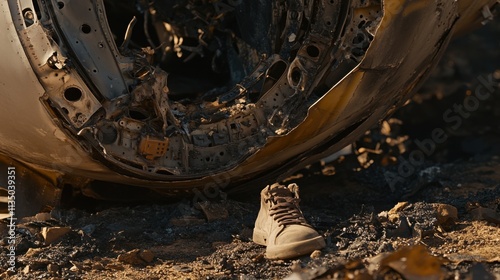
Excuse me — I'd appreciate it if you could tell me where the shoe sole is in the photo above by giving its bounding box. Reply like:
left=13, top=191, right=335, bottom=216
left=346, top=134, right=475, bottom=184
left=253, top=229, right=326, bottom=259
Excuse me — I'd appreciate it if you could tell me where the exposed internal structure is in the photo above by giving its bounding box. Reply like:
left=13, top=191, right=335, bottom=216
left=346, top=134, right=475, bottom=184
left=15, top=0, right=382, bottom=179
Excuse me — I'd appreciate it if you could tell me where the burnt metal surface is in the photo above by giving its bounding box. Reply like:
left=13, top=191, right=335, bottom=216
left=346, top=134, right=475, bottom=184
left=0, top=0, right=498, bottom=198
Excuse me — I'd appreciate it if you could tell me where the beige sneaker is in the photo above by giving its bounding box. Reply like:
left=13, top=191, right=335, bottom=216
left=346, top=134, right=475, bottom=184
left=253, top=183, right=326, bottom=259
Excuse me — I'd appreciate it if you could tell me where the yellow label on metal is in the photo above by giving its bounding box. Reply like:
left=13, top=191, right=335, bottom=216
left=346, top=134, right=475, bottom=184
left=139, top=136, right=169, bottom=160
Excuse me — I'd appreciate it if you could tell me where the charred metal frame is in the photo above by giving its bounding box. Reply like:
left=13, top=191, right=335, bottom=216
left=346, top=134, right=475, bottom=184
left=15, top=0, right=382, bottom=180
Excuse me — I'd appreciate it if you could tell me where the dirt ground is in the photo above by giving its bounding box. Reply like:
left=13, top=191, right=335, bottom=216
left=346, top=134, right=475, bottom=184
left=1, top=15, right=500, bottom=280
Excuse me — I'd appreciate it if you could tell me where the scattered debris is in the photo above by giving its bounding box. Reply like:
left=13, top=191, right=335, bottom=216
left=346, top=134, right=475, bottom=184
left=381, top=202, right=460, bottom=239
left=3, top=159, right=500, bottom=279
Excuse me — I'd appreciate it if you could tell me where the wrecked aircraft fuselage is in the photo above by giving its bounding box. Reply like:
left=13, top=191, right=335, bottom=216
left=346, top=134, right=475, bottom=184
left=0, top=0, right=498, bottom=208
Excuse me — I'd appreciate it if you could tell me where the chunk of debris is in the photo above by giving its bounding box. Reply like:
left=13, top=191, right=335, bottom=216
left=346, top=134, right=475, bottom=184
left=41, top=226, right=71, bottom=244
left=432, top=203, right=458, bottom=229
left=24, top=247, right=43, bottom=258
left=387, top=215, right=412, bottom=238
left=35, top=212, right=52, bottom=222
left=117, top=249, right=144, bottom=265
left=196, top=201, right=229, bottom=222
left=69, top=261, right=84, bottom=272
left=380, top=245, right=444, bottom=280
left=310, top=250, right=322, bottom=259
left=377, top=211, right=389, bottom=222
left=22, top=265, right=31, bottom=274
left=383, top=202, right=442, bottom=238
left=469, top=207, right=500, bottom=224
left=117, top=249, right=155, bottom=265
left=139, top=249, right=155, bottom=263
left=388, top=202, right=409, bottom=223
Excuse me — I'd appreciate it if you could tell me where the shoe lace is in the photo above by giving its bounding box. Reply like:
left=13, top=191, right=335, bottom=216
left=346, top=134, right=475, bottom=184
left=266, top=189, right=309, bottom=227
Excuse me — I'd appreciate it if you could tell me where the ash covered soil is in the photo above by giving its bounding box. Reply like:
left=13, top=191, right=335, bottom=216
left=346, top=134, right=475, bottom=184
left=2, top=19, right=500, bottom=280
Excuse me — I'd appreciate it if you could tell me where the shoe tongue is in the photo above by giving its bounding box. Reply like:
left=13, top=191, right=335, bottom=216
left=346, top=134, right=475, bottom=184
left=269, top=185, right=293, bottom=198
